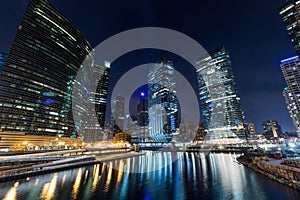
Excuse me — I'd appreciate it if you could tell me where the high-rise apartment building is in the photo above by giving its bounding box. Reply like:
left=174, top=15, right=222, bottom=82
left=281, top=56, right=300, bottom=135
left=148, top=57, right=179, bottom=142
left=0, top=0, right=92, bottom=136
left=196, top=46, right=245, bottom=140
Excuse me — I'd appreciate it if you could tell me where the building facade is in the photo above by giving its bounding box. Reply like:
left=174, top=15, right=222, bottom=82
left=135, top=92, right=149, bottom=142
left=262, top=120, right=283, bottom=139
left=281, top=57, right=300, bottom=135
left=0, top=53, right=7, bottom=72
left=148, top=57, right=179, bottom=142
left=0, top=0, right=92, bottom=137
left=82, top=62, right=110, bottom=142
left=279, top=0, right=300, bottom=55
left=111, top=96, right=125, bottom=136
left=196, top=46, right=245, bottom=141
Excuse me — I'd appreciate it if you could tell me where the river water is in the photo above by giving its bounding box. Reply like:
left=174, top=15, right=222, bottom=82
left=0, top=152, right=299, bottom=200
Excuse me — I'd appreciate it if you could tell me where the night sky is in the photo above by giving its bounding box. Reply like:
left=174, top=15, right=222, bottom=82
left=0, top=0, right=296, bottom=132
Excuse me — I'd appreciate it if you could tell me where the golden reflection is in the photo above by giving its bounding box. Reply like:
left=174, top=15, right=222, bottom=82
left=40, top=173, right=58, bottom=200
left=71, top=168, right=82, bottom=199
left=92, top=164, right=100, bottom=192
left=105, top=162, right=113, bottom=189
left=84, top=169, right=89, bottom=184
left=61, top=174, right=66, bottom=187
left=126, top=158, right=130, bottom=175
left=3, top=181, right=19, bottom=200
left=116, top=161, right=124, bottom=184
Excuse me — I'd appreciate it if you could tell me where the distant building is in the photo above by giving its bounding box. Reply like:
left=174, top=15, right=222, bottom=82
left=111, top=96, right=125, bottom=136
left=112, top=132, right=131, bottom=143
left=177, top=119, right=199, bottom=143
left=279, top=0, right=300, bottom=54
left=0, top=53, right=7, bottom=72
left=83, top=62, right=110, bottom=142
left=148, top=57, right=179, bottom=142
left=196, top=46, right=245, bottom=140
left=262, top=120, right=283, bottom=139
left=235, top=122, right=256, bottom=140
left=136, top=91, right=149, bottom=142
left=0, top=0, right=92, bottom=137
left=248, top=123, right=256, bottom=134
left=281, top=57, right=300, bottom=136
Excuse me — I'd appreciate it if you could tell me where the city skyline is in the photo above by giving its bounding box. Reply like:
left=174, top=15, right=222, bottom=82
left=0, top=0, right=297, bottom=132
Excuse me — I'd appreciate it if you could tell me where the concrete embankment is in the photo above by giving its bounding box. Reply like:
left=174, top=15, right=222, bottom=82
left=0, top=151, right=144, bottom=182
left=237, top=154, right=300, bottom=191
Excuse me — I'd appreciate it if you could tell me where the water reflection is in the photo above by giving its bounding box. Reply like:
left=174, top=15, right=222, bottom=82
left=3, top=182, right=18, bottom=200
left=0, top=153, right=299, bottom=200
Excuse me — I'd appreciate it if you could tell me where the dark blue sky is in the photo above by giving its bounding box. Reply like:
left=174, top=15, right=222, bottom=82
left=0, top=0, right=296, bottom=132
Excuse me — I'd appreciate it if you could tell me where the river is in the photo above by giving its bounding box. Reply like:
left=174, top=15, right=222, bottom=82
left=0, top=152, right=299, bottom=200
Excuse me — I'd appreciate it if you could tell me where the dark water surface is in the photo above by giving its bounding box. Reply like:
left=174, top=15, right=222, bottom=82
left=0, top=152, right=299, bottom=200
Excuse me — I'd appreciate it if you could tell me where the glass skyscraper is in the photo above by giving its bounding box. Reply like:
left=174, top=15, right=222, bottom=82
left=279, top=0, right=300, bottom=55
left=279, top=1, right=300, bottom=136
left=0, top=0, right=92, bottom=136
left=93, top=63, right=110, bottom=128
left=148, top=57, right=179, bottom=142
left=281, top=56, right=300, bottom=135
left=196, top=46, right=245, bottom=141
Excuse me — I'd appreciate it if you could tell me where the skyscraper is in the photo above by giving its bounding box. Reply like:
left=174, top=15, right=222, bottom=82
left=111, top=96, right=125, bottom=136
left=0, top=0, right=92, bottom=136
left=196, top=46, right=245, bottom=141
left=148, top=57, right=179, bottom=142
left=262, top=120, right=283, bottom=139
left=82, top=62, right=110, bottom=142
left=135, top=91, right=149, bottom=142
left=281, top=56, right=300, bottom=135
left=93, top=62, right=110, bottom=128
left=0, top=53, right=7, bottom=72
left=279, top=0, right=300, bottom=55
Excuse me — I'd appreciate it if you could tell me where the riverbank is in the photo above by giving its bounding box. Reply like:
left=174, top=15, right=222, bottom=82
left=237, top=154, right=300, bottom=191
left=0, top=150, right=144, bottom=182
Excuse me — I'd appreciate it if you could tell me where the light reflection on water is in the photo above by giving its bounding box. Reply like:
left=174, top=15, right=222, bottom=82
left=0, top=153, right=299, bottom=200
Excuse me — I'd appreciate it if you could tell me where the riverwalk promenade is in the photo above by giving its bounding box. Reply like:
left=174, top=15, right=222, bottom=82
left=0, top=149, right=144, bottom=182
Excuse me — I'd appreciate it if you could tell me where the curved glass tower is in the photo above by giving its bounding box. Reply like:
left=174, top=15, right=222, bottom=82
left=0, top=0, right=92, bottom=136
left=196, top=46, right=244, bottom=141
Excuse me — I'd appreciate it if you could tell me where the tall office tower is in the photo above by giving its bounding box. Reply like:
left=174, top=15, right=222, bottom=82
left=82, top=62, right=110, bottom=142
left=135, top=91, right=149, bottom=142
left=111, top=96, right=125, bottom=136
left=0, top=0, right=92, bottom=136
left=196, top=46, right=245, bottom=141
left=262, top=120, right=283, bottom=139
left=281, top=56, right=300, bottom=135
left=148, top=57, right=179, bottom=142
left=0, top=53, right=7, bottom=72
left=93, top=62, right=110, bottom=128
left=279, top=0, right=300, bottom=55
